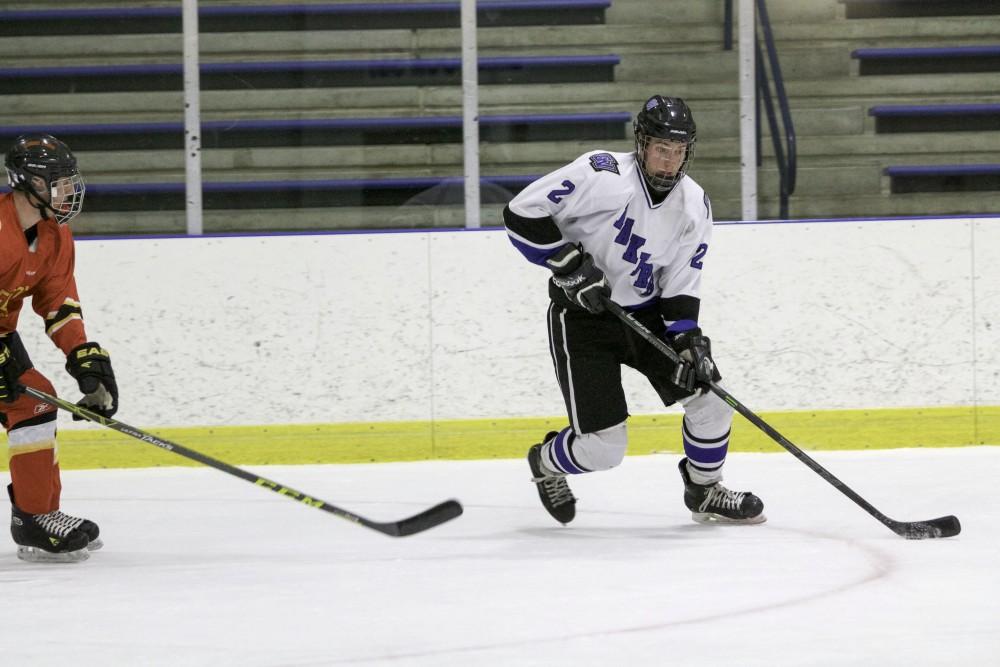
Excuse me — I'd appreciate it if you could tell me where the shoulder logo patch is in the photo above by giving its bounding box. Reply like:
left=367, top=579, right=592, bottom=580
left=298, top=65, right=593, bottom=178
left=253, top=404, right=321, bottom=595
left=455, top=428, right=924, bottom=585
left=589, top=153, right=620, bottom=175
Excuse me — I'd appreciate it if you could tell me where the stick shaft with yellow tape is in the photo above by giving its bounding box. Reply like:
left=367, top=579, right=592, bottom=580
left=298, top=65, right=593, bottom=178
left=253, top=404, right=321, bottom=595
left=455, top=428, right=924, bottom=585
left=19, top=385, right=462, bottom=538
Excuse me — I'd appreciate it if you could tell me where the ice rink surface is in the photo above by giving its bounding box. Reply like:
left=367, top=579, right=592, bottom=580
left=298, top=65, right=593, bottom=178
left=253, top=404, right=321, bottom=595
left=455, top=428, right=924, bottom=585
left=1, top=448, right=997, bottom=667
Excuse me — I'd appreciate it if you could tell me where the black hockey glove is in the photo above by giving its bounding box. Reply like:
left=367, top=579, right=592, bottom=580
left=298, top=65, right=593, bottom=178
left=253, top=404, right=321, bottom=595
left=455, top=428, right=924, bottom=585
left=65, top=342, right=118, bottom=419
left=546, top=243, right=611, bottom=314
left=0, top=341, right=29, bottom=404
left=669, top=328, right=721, bottom=395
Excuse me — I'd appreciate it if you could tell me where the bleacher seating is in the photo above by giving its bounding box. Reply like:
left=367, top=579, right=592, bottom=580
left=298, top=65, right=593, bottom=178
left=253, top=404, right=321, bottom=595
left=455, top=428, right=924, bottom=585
left=0, top=1, right=611, bottom=35
left=0, top=55, right=620, bottom=95
left=852, top=45, right=1000, bottom=76
left=869, top=103, right=1000, bottom=133
left=851, top=33, right=1000, bottom=201
left=3, top=0, right=1000, bottom=228
left=885, top=164, right=1000, bottom=194
left=841, top=0, right=1000, bottom=20
left=0, top=113, right=630, bottom=150
left=0, top=0, right=628, bottom=230
left=83, top=176, right=538, bottom=213
left=842, top=0, right=1000, bottom=204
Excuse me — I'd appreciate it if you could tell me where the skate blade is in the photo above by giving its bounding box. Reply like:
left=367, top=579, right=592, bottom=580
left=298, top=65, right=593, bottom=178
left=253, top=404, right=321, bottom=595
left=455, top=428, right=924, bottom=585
left=87, top=538, right=104, bottom=552
left=16, top=545, right=90, bottom=563
left=691, top=511, right=767, bottom=526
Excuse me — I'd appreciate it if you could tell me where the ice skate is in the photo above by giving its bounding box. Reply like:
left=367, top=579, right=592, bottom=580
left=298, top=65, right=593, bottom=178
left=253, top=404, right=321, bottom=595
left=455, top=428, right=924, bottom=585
left=54, top=509, right=102, bottom=551
left=528, top=431, right=577, bottom=524
left=8, top=484, right=95, bottom=562
left=678, top=458, right=766, bottom=525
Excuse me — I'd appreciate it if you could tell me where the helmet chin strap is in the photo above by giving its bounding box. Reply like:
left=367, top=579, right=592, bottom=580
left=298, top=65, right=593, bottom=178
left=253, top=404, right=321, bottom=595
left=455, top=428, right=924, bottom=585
left=642, top=167, right=677, bottom=196
left=635, top=139, right=686, bottom=196
left=22, top=181, right=60, bottom=223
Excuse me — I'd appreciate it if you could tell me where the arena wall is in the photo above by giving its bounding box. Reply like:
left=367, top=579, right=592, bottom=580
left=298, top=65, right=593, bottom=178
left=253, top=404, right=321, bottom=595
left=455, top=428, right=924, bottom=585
left=14, top=216, right=998, bottom=467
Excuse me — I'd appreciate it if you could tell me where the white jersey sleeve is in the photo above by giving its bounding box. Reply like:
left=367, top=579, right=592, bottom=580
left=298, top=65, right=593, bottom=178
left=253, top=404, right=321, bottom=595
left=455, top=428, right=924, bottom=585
left=504, top=151, right=626, bottom=265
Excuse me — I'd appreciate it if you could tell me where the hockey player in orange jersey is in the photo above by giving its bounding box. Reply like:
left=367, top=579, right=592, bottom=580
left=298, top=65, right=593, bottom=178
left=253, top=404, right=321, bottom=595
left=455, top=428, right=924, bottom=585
left=1, top=134, right=118, bottom=562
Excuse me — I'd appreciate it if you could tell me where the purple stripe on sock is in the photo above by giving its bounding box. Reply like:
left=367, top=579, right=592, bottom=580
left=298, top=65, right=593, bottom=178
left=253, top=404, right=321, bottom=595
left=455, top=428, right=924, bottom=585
left=683, top=433, right=729, bottom=465
left=552, top=429, right=586, bottom=474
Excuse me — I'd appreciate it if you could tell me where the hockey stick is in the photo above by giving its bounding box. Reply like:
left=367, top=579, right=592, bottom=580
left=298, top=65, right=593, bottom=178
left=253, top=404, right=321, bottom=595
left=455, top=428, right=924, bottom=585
left=20, top=386, right=463, bottom=537
left=601, top=298, right=961, bottom=540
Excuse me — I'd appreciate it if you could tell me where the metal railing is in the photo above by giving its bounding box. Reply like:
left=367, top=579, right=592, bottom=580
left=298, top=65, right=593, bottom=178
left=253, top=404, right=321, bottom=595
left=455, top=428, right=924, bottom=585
left=723, top=0, right=797, bottom=218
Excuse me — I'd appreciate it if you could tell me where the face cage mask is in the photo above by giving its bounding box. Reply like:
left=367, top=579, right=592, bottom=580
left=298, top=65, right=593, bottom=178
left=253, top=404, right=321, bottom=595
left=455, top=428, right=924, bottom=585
left=7, top=168, right=86, bottom=225
left=635, top=134, right=695, bottom=193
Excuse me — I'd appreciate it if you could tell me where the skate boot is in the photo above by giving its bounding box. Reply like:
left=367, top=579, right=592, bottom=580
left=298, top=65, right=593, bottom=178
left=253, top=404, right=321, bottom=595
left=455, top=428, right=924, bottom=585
left=8, top=483, right=102, bottom=550
left=678, top=458, right=766, bottom=525
left=51, top=510, right=102, bottom=551
left=8, top=484, right=94, bottom=562
left=528, top=431, right=577, bottom=524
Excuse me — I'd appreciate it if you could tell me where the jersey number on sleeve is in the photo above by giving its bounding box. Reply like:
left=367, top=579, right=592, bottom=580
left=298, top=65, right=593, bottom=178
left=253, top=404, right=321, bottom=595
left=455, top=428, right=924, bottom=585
left=690, top=243, right=708, bottom=269
left=546, top=180, right=576, bottom=204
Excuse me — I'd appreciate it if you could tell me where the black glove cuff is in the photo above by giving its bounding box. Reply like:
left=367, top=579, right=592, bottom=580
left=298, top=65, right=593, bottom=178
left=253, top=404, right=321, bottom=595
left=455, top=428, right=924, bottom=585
left=669, top=327, right=704, bottom=351
left=66, top=342, right=111, bottom=375
left=545, top=244, right=584, bottom=276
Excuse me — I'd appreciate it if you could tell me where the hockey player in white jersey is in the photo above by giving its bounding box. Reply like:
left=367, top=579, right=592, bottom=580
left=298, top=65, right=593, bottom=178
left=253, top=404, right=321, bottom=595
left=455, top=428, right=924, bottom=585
left=503, top=95, right=765, bottom=526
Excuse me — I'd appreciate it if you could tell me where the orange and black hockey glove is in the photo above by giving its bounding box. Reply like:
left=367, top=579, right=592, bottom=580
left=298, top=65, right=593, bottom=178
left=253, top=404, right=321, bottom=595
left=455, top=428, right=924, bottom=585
left=66, top=342, right=119, bottom=419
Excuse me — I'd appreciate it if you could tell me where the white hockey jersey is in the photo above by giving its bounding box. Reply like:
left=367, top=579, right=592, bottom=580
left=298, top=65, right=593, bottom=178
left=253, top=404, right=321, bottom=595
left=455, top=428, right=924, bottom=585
left=505, top=149, right=713, bottom=310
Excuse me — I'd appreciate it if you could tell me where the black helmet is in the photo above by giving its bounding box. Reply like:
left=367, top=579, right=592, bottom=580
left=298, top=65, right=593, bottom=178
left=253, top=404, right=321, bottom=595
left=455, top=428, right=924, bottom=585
left=4, top=134, right=85, bottom=224
left=633, top=95, right=697, bottom=193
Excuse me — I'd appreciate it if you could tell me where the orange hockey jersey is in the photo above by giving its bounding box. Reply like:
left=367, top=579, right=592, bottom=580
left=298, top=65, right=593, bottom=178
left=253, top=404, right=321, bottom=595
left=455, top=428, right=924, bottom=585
left=0, top=192, right=88, bottom=355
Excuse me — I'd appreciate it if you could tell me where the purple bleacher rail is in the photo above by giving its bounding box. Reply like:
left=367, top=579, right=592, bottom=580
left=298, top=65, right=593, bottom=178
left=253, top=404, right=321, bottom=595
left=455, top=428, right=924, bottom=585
left=884, top=164, right=1000, bottom=176
left=868, top=103, right=1000, bottom=116
left=0, top=113, right=630, bottom=139
left=0, top=1, right=610, bottom=21
left=852, top=45, right=1000, bottom=59
left=0, top=55, right=619, bottom=79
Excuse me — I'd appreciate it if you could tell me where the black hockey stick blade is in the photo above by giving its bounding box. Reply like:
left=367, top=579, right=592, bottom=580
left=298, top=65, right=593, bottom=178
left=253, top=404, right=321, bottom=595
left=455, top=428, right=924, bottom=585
left=21, top=386, right=464, bottom=538
left=891, top=515, right=961, bottom=540
left=362, top=499, right=464, bottom=537
left=600, top=297, right=962, bottom=540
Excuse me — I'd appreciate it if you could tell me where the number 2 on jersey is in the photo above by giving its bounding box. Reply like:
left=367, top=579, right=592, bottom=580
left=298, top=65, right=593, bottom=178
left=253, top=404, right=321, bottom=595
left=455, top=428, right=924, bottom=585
left=690, top=243, right=708, bottom=269
left=546, top=180, right=576, bottom=204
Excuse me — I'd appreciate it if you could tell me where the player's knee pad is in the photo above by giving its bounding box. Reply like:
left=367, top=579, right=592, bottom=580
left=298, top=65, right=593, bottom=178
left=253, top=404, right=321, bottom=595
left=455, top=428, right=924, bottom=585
left=571, top=422, right=628, bottom=471
left=7, top=415, right=57, bottom=456
left=682, top=388, right=734, bottom=440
